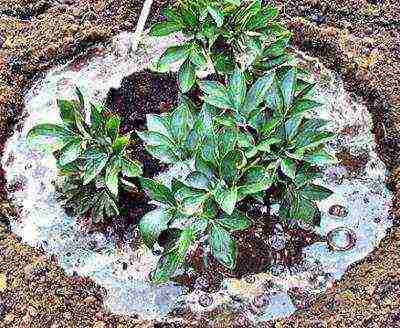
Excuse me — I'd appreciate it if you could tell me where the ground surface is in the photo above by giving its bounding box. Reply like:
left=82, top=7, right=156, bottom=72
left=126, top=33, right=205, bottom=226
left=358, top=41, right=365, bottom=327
left=0, top=0, right=399, bottom=327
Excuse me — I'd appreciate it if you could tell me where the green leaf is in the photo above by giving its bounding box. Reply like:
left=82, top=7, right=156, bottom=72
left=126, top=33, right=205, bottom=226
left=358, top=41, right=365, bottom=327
left=184, top=171, right=210, bottom=190
left=213, top=182, right=237, bottom=215
left=303, top=150, right=337, bottom=166
left=238, top=165, right=272, bottom=199
left=280, top=158, right=296, bottom=179
left=113, top=134, right=130, bottom=154
left=207, top=5, right=224, bottom=27
left=181, top=192, right=208, bottom=216
left=201, top=131, right=219, bottom=163
left=105, top=159, right=121, bottom=196
left=285, top=115, right=303, bottom=141
left=140, top=177, right=175, bottom=205
left=151, top=227, right=194, bottom=284
left=199, top=81, right=232, bottom=109
left=90, top=103, right=103, bottom=131
left=295, top=130, right=335, bottom=152
left=292, top=99, right=322, bottom=115
left=261, top=117, right=281, bottom=135
left=242, top=72, right=274, bottom=117
left=218, top=128, right=237, bottom=159
left=27, top=124, right=74, bottom=150
left=170, top=102, right=194, bottom=142
left=158, top=45, right=189, bottom=68
left=75, top=87, right=85, bottom=108
left=279, top=67, right=296, bottom=109
left=137, top=130, right=175, bottom=148
left=238, top=130, right=255, bottom=148
left=220, top=150, right=245, bottom=184
left=139, top=208, right=173, bottom=249
left=209, top=224, right=237, bottom=270
left=145, top=145, right=180, bottom=164
left=178, top=59, right=196, bottom=93
left=219, top=210, right=251, bottom=232
left=228, top=67, right=246, bottom=111
left=146, top=114, right=171, bottom=138
left=57, top=99, right=79, bottom=126
left=83, top=148, right=109, bottom=185
left=264, top=79, right=284, bottom=112
left=106, top=115, right=121, bottom=142
left=121, top=157, right=143, bottom=177
left=58, top=139, right=83, bottom=166
left=150, top=22, right=183, bottom=36
left=189, top=43, right=207, bottom=68
left=257, top=137, right=280, bottom=152
left=300, top=184, right=333, bottom=201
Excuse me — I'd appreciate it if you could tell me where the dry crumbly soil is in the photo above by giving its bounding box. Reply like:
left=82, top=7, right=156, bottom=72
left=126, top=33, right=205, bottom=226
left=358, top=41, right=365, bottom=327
left=0, top=0, right=399, bottom=327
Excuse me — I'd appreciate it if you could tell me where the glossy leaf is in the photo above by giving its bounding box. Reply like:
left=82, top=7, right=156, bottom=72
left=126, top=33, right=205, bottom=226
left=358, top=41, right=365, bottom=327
left=209, top=224, right=237, bottom=270
left=140, top=177, right=176, bottom=205
left=178, top=59, right=196, bottom=93
left=139, top=208, right=173, bottom=249
left=219, top=210, right=251, bottom=232
left=150, top=22, right=183, bottom=36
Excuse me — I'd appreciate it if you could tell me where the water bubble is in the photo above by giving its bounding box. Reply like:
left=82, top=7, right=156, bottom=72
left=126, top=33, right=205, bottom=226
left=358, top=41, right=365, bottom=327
left=252, top=294, right=270, bottom=309
left=198, top=294, right=213, bottom=307
left=244, top=275, right=256, bottom=284
left=327, top=227, right=356, bottom=251
left=269, top=234, right=286, bottom=251
left=194, top=276, right=210, bottom=291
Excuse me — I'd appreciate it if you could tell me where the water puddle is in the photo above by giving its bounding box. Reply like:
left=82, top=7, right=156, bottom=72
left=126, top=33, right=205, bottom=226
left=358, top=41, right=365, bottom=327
left=1, top=32, right=393, bottom=323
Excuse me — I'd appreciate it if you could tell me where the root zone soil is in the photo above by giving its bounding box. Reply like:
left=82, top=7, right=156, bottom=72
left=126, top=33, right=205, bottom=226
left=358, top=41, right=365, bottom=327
left=94, top=70, right=323, bottom=289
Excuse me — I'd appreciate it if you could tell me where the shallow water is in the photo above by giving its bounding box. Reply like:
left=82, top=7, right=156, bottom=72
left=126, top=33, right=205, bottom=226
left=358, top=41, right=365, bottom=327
left=1, top=32, right=393, bottom=323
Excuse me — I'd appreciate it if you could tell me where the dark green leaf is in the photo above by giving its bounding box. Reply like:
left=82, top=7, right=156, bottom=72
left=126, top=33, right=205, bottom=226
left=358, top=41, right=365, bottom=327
left=140, top=177, right=175, bottom=205
left=158, top=45, right=189, bottom=68
left=58, top=139, right=83, bottom=166
left=301, top=184, right=333, bottom=201
left=199, top=81, right=232, bottom=109
left=106, top=115, right=121, bottom=141
left=219, top=210, right=251, bottom=232
left=242, top=72, right=274, bottom=117
left=178, top=59, right=196, bottom=93
left=228, top=67, right=246, bottom=111
left=83, top=148, right=109, bottom=185
left=150, top=22, right=183, bottom=36
left=151, top=227, right=194, bottom=284
left=209, top=224, right=237, bottom=270
left=121, top=157, right=143, bottom=177
left=213, top=182, right=237, bottom=215
left=279, top=67, right=296, bottom=109
left=139, top=208, right=173, bottom=249
left=280, top=158, right=296, bottom=179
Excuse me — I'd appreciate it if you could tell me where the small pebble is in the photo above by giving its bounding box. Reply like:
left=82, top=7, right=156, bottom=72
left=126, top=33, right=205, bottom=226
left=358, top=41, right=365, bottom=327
left=328, top=205, right=349, bottom=218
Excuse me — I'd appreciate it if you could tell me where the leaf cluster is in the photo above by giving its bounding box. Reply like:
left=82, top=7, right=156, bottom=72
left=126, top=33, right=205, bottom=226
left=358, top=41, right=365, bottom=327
left=138, top=64, right=335, bottom=283
left=151, top=0, right=291, bottom=92
left=27, top=88, right=143, bottom=223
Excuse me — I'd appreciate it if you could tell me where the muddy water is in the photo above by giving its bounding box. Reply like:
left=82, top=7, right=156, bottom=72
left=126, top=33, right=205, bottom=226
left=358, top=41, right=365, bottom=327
left=1, top=32, right=393, bottom=323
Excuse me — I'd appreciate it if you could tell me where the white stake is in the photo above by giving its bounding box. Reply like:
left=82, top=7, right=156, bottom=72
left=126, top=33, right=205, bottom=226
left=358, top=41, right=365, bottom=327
left=130, top=0, right=155, bottom=53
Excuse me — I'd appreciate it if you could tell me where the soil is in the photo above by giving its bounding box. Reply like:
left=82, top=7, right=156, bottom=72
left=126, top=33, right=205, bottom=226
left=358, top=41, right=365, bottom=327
left=0, top=0, right=399, bottom=327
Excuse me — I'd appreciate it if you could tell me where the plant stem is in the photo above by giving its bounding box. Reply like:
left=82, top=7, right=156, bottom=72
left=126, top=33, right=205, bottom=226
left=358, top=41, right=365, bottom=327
left=130, top=0, right=154, bottom=53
